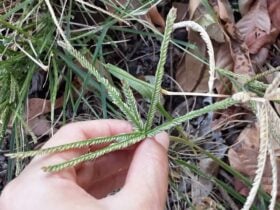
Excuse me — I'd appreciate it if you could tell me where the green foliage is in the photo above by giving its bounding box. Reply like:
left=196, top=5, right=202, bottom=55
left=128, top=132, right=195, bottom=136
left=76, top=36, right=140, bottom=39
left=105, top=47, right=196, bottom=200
left=8, top=8, right=240, bottom=173
left=0, top=6, right=55, bottom=144
left=58, top=41, right=143, bottom=130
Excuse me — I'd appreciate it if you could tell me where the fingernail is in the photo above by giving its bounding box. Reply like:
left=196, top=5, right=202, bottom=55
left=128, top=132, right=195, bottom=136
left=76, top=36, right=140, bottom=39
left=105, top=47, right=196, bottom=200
left=154, top=132, right=170, bottom=150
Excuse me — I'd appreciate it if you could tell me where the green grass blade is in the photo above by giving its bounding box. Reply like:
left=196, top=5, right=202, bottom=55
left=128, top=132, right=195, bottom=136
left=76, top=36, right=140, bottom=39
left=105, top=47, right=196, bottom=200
left=106, top=63, right=154, bottom=98
left=50, top=56, right=59, bottom=127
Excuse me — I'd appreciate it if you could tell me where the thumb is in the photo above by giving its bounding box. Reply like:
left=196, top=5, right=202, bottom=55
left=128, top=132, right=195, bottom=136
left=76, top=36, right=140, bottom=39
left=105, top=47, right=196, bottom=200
left=102, top=132, right=169, bottom=210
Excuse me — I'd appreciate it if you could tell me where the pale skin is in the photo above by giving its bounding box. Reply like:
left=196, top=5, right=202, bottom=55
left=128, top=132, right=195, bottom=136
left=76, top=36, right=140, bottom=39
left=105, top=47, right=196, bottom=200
left=0, top=120, right=169, bottom=210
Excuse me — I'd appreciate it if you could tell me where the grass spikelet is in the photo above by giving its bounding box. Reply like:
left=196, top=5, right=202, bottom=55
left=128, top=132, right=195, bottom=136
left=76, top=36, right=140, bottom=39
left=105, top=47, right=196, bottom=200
left=145, top=8, right=177, bottom=130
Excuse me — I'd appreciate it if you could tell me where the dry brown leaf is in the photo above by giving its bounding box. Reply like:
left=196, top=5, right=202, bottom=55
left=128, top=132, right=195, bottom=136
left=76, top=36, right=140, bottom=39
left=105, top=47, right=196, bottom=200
left=215, top=43, right=233, bottom=71
left=228, top=123, right=280, bottom=198
left=210, top=0, right=253, bottom=93
left=250, top=47, right=269, bottom=68
left=173, top=2, right=189, bottom=22
left=215, top=0, right=269, bottom=78
left=231, top=41, right=254, bottom=75
left=27, top=97, right=63, bottom=136
left=237, top=0, right=279, bottom=69
left=191, top=158, right=219, bottom=205
left=210, top=0, right=240, bottom=40
left=212, top=0, right=235, bottom=23
left=28, top=116, right=54, bottom=137
left=206, top=21, right=226, bottom=43
left=147, top=5, right=165, bottom=28
left=209, top=0, right=239, bottom=94
left=199, top=2, right=227, bottom=43
left=214, top=40, right=252, bottom=95
left=246, top=27, right=279, bottom=54
left=228, top=124, right=259, bottom=175
left=214, top=44, right=233, bottom=94
left=238, top=0, right=254, bottom=16
left=236, top=0, right=271, bottom=53
left=194, top=197, right=220, bottom=210
left=245, top=28, right=269, bottom=54
left=189, top=0, right=201, bottom=20
left=176, top=30, right=209, bottom=92
left=268, top=0, right=280, bottom=30
left=215, top=35, right=253, bottom=92
left=27, top=97, right=63, bottom=120
left=208, top=0, right=237, bottom=42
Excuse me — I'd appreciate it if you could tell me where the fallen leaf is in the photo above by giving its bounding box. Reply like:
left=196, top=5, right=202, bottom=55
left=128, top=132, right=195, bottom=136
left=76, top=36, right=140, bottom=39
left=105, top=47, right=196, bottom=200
left=192, top=158, right=219, bottom=205
left=28, top=116, right=55, bottom=137
left=250, top=47, right=269, bottom=67
left=147, top=5, right=165, bottom=28
left=206, top=21, right=226, bottom=43
left=176, top=30, right=208, bottom=92
left=238, top=0, right=254, bottom=16
left=214, top=44, right=233, bottom=94
left=27, top=97, right=63, bottom=136
left=228, top=124, right=259, bottom=175
left=213, top=0, right=235, bottom=23
left=237, top=0, right=279, bottom=70
left=268, top=0, right=280, bottom=30
left=209, top=0, right=237, bottom=42
left=176, top=2, right=222, bottom=92
left=27, top=97, right=63, bottom=120
left=211, top=0, right=241, bottom=40
left=228, top=123, right=280, bottom=198
left=194, top=196, right=220, bottom=210
left=245, top=27, right=279, bottom=54
left=231, top=41, right=254, bottom=75
left=189, top=0, right=201, bottom=20
left=199, top=9, right=226, bottom=43
left=209, top=0, right=241, bottom=94
left=210, top=0, right=254, bottom=93
left=215, top=43, right=233, bottom=71
left=236, top=0, right=271, bottom=54
left=215, top=31, right=254, bottom=90
left=173, top=2, right=189, bottom=22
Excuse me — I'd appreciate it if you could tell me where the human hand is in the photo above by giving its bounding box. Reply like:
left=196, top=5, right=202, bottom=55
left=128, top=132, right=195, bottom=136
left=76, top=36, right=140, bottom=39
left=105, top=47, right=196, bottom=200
left=0, top=120, right=169, bottom=210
